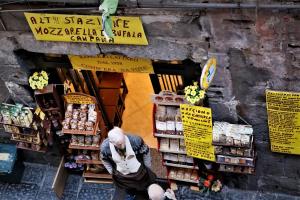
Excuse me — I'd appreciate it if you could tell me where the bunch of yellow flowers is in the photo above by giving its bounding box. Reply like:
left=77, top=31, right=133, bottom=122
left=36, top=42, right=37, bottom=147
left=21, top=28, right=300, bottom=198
left=184, top=82, right=206, bottom=105
left=28, top=71, right=48, bottom=90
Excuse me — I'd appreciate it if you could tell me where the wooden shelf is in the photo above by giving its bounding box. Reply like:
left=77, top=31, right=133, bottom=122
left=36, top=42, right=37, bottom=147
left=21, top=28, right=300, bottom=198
left=84, top=178, right=113, bottom=184
left=11, top=137, right=41, bottom=145
left=43, top=107, right=60, bottom=112
left=69, top=144, right=99, bottom=151
left=216, top=161, right=255, bottom=167
left=164, top=162, right=198, bottom=169
left=154, top=133, right=184, bottom=139
left=169, top=177, right=198, bottom=184
left=213, top=136, right=253, bottom=148
left=215, top=152, right=255, bottom=158
left=218, top=169, right=255, bottom=175
left=83, top=172, right=112, bottom=179
left=62, top=122, right=98, bottom=135
left=76, top=160, right=102, bottom=165
left=0, top=121, right=33, bottom=129
left=6, top=131, right=36, bottom=137
left=62, top=129, right=96, bottom=136
left=16, top=144, right=46, bottom=153
left=160, top=149, right=187, bottom=154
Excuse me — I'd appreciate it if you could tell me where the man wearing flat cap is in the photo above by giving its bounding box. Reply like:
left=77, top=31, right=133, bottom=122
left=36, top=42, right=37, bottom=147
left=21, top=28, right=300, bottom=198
left=100, top=127, right=156, bottom=200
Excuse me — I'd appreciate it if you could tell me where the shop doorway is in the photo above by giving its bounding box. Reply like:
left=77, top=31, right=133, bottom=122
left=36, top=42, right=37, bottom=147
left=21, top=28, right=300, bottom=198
left=121, top=73, right=156, bottom=147
left=15, top=50, right=201, bottom=148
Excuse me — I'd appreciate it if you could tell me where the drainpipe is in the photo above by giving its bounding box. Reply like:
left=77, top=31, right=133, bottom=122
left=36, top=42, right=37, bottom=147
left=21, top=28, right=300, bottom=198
left=0, top=2, right=300, bottom=12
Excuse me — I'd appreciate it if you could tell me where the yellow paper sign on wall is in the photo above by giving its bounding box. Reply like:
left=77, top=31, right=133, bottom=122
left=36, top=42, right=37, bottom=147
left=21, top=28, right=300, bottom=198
left=180, top=104, right=215, bottom=161
left=24, top=13, right=148, bottom=45
left=266, top=90, right=300, bottom=155
left=69, top=54, right=154, bottom=73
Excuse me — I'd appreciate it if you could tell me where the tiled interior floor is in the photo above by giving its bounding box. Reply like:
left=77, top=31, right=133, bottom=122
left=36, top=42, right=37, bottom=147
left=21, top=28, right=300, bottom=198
left=121, top=73, right=157, bottom=148
left=0, top=162, right=297, bottom=200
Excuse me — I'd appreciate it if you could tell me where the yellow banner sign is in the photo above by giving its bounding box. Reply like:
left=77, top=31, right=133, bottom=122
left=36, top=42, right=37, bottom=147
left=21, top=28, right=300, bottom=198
left=266, top=90, right=300, bottom=155
left=24, top=13, right=148, bottom=45
left=64, top=93, right=95, bottom=105
left=69, top=54, right=154, bottom=73
left=180, top=104, right=215, bottom=161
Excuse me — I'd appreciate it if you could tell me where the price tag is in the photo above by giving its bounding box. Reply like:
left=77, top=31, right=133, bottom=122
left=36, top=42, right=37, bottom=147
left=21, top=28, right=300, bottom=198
left=39, top=111, right=46, bottom=120
left=35, top=107, right=41, bottom=115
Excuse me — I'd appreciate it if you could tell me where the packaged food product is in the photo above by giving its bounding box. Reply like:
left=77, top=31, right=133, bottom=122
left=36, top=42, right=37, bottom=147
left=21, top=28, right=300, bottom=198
left=70, top=119, right=78, bottom=129
left=78, top=136, right=85, bottom=146
left=72, top=109, right=80, bottom=120
left=177, top=169, right=184, bottom=179
left=67, top=104, right=73, bottom=112
left=85, top=121, right=94, bottom=131
left=160, top=138, right=169, bottom=151
left=92, top=135, right=100, bottom=146
left=77, top=120, right=85, bottom=130
left=71, top=135, right=79, bottom=145
left=169, top=139, right=179, bottom=151
left=85, top=136, right=93, bottom=146
left=184, top=170, right=191, bottom=180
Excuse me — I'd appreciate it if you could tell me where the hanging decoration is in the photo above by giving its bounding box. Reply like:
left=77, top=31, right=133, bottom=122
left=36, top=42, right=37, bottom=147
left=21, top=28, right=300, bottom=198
left=99, top=0, right=119, bottom=40
left=28, top=71, right=49, bottom=90
left=200, top=57, right=217, bottom=91
left=184, top=82, right=206, bottom=105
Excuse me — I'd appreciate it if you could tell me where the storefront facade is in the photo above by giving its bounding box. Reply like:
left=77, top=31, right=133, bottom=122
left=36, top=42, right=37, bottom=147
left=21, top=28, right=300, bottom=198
left=0, top=0, right=299, bottom=195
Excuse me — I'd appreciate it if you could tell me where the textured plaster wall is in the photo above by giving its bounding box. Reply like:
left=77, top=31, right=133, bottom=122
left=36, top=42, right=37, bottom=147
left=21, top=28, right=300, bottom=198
left=0, top=3, right=299, bottom=194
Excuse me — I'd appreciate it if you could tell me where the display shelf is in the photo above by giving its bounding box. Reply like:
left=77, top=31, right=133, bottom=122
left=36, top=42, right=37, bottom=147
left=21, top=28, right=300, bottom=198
left=43, top=107, right=60, bottom=112
left=169, top=177, right=198, bottom=184
left=218, top=169, right=255, bottom=175
left=216, top=160, right=255, bottom=167
left=62, top=124, right=98, bottom=136
left=76, top=159, right=102, bottom=165
left=213, top=136, right=253, bottom=148
left=215, top=151, right=255, bottom=159
left=159, top=149, right=187, bottom=154
left=164, top=162, right=198, bottom=169
left=154, top=133, right=184, bottom=139
left=69, top=144, right=99, bottom=151
left=84, top=178, right=113, bottom=184
left=11, top=137, right=41, bottom=145
left=0, top=121, right=33, bottom=129
left=5, top=131, right=36, bottom=137
left=83, top=172, right=112, bottom=179
left=16, top=144, right=46, bottom=153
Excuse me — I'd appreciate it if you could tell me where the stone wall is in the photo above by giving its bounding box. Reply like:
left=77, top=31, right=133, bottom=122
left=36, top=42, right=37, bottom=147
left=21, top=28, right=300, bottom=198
left=0, top=2, right=299, bottom=195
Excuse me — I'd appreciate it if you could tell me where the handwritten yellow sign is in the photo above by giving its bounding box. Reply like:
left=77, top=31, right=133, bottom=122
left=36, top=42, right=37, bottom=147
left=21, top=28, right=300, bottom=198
left=266, top=90, right=300, bottom=155
left=180, top=104, right=215, bottom=161
left=24, top=13, right=148, bottom=45
left=64, top=93, right=95, bottom=105
left=69, top=54, right=154, bottom=73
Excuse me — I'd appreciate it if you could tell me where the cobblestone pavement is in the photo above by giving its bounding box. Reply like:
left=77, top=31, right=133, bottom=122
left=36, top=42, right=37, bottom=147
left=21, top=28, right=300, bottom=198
left=0, top=163, right=299, bottom=200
